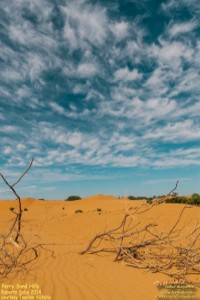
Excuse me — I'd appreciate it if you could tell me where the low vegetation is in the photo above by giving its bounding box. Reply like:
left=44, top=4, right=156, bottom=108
left=65, top=195, right=82, bottom=201
left=164, top=193, right=200, bottom=206
left=135, top=193, right=200, bottom=206
left=128, top=195, right=153, bottom=202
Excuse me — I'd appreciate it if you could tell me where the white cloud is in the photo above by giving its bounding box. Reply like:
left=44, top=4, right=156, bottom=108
left=101, top=92, right=177, bottom=125
left=63, top=22, right=78, bottom=50
left=111, top=21, right=129, bottom=40
left=3, top=147, right=12, bottom=155
left=157, top=41, right=193, bottom=67
left=1, top=0, right=200, bottom=174
left=77, top=63, right=98, bottom=77
left=62, top=2, right=108, bottom=48
left=26, top=53, right=47, bottom=81
left=2, top=69, right=22, bottom=81
left=145, top=68, right=170, bottom=95
left=145, top=178, right=191, bottom=184
left=153, top=156, right=200, bottom=168
left=169, top=68, right=200, bottom=98
left=172, top=147, right=200, bottom=159
left=72, top=83, right=89, bottom=94
left=0, top=126, right=18, bottom=134
left=49, top=102, right=67, bottom=116
left=161, top=0, right=200, bottom=15
left=67, top=132, right=83, bottom=147
left=145, top=120, right=200, bottom=142
left=16, top=86, right=30, bottom=99
left=49, top=101, right=92, bottom=119
left=0, top=0, right=63, bottom=100
left=16, top=144, right=26, bottom=151
left=114, top=67, right=142, bottom=82
left=168, top=20, right=198, bottom=37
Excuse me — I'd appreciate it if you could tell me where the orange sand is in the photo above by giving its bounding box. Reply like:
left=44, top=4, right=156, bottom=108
left=0, top=195, right=199, bottom=300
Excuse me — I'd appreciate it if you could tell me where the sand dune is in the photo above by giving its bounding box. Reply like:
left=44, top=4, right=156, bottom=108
left=0, top=196, right=199, bottom=299
left=82, top=193, right=119, bottom=201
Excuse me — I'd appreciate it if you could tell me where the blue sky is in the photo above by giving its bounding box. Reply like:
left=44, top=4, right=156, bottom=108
left=0, top=0, right=200, bottom=199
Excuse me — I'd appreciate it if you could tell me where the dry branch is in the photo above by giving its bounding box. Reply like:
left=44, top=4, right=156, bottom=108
left=0, top=158, right=45, bottom=277
left=81, top=182, right=200, bottom=280
left=0, top=158, right=34, bottom=243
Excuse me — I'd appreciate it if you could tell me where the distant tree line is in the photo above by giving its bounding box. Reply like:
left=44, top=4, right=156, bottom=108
left=127, top=193, right=200, bottom=206
left=128, top=195, right=154, bottom=202
left=64, top=193, right=200, bottom=206
left=128, top=195, right=166, bottom=201
left=165, top=193, right=200, bottom=206
left=65, top=195, right=82, bottom=201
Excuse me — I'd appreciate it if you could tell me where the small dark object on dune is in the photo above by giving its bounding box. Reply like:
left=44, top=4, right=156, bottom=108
left=75, top=209, right=83, bottom=214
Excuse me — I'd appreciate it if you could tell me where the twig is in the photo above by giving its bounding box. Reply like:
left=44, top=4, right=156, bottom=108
left=81, top=181, right=200, bottom=280
left=0, top=158, right=34, bottom=243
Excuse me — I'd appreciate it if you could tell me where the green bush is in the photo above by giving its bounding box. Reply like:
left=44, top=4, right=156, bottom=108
left=128, top=196, right=137, bottom=200
left=191, top=193, right=200, bottom=205
left=9, top=207, right=15, bottom=211
left=180, top=197, right=188, bottom=204
left=128, top=196, right=147, bottom=200
left=165, top=195, right=200, bottom=206
left=97, top=208, right=102, bottom=212
left=165, top=197, right=187, bottom=204
left=24, top=208, right=28, bottom=211
left=146, top=198, right=153, bottom=204
left=65, top=195, right=82, bottom=201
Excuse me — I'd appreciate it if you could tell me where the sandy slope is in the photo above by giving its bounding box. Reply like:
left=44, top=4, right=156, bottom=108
left=0, top=195, right=200, bottom=300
